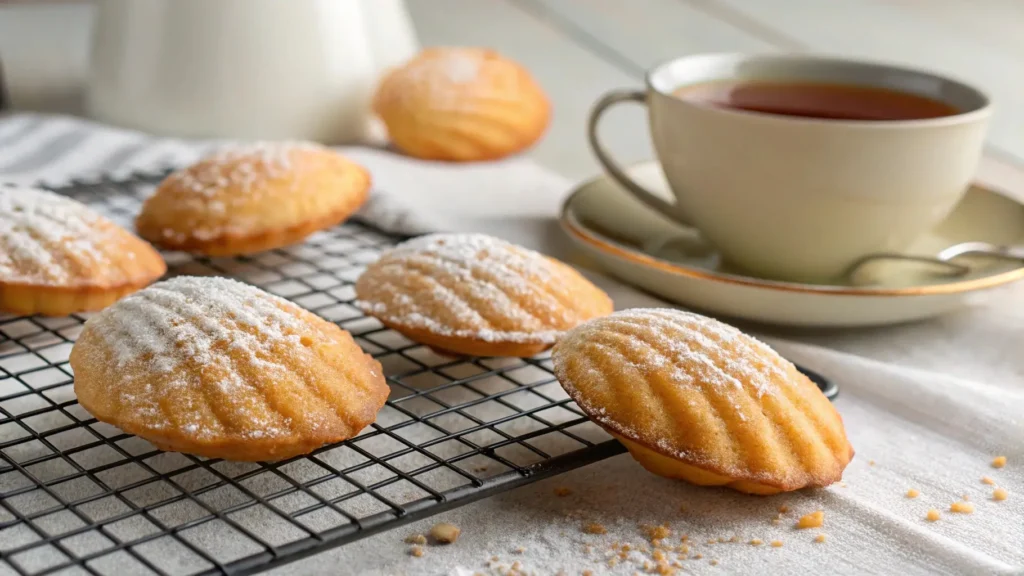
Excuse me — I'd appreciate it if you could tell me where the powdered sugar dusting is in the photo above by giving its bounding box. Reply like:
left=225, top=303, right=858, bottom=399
left=0, top=186, right=122, bottom=284
left=159, top=140, right=327, bottom=201
left=557, top=308, right=787, bottom=399
left=82, top=275, right=312, bottom=439
left=380, top=48, right=523, bottom=113
left=355, top=233, right=581, bottom=345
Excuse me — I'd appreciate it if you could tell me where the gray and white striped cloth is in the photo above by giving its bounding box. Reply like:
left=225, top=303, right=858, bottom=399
left=0, top=111, right=573, bottom=237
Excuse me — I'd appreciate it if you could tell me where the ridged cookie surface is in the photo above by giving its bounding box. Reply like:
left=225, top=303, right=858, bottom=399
left=136, top=142, right=370, bottom=256
left=355, top=233, right=613, bottom=357
left=70, top=276, right=388, bottom=461
left=373, top=47, right=550, bottom=162
left=0, top=186, right=166, bottom=315
left=552, top=308, right=853, bottom=494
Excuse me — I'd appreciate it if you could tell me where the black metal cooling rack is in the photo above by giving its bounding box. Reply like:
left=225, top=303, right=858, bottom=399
left=0, top=172, right=837, bottom=576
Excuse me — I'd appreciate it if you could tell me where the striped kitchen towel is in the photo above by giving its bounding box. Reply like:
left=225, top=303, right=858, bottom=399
left=0, top=112, right=573, bottom=237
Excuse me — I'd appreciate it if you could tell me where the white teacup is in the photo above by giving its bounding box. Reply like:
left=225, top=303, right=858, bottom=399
left=588, top=53, right=991, bottom=283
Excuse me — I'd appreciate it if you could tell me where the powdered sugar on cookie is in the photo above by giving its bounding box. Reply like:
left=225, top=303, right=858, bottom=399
left=0, top=186, right=134, bottom=285
left=355, top=233, right=607, bottom=346
left=78, top=276, right=317, bottom=439
left=556, top=308, right=787, bottom=399
left=161, top=141, right=327, bottom=200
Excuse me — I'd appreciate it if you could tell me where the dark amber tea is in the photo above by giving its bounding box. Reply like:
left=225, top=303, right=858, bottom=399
left=673, top=80, right=960, bottom=121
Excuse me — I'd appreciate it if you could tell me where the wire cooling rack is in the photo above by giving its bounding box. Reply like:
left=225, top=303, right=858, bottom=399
left=0, top=173, right=838, bottom=576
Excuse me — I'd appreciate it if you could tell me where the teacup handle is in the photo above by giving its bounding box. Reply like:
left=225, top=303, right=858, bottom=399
left=587, top=89, right=688, bottom=225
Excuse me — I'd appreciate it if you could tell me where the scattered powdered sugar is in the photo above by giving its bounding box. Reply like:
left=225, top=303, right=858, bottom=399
left=556, top=308, right=789, bottom=400
left=382, top=48, right=524, bottom=112
left=161, top=140, right=327, bottom=199
left=83, top=275, right=312, bottom=438
left=355, top=233, right=573, bottom=344
left=0, top=186, right=120, bottom=284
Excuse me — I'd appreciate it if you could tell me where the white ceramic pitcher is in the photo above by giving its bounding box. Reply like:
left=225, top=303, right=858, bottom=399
left=85, top=0, right=419, bottom=143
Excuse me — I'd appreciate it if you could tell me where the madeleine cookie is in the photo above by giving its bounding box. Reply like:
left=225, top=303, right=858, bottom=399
left=373, top=47, right=550, bottom=162
left=355, top=233, right=612, bottom=357
left=136, top=142, right=370, bottom=256
left=552, top=308, right=854, bottom=494
left=0, top=186, right=166, bottom=316
left=70, top=276, right=388, bottom=461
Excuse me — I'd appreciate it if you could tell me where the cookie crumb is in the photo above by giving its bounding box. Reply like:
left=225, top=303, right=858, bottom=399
left=491, top=556, right=499, bottom=562
left=679, top=544, right=689, bottom=554
left=981, top=476, right=996, bottom=485
left=771, top=518, right=781, bottom=525
left=584, top=522, right=607, bottom=535
left=869, top=460, right=876, bottom=466
left=706, top=539, right=716, bottom=545
left=582, top=571, right=593, bottom=576
left=994, top=488, right=1009, bottom=501
left=514, top=546, right=525, bottom=554
left=409, top=545, right=424, bottom=557
left=815, top=534, right=826, bottom=543
left=430, top=522, right=461, bottom=544
left=992, top=456, right=1007, bottom=468
left=554, top=487, right=572, bottom=497
left=728, top=535, right=739, bottom=543
left=962, top=494, right=970, bottom=501
left=906, top=489, right=920, bottom=499
left=692, top=553, right=703, bottom=559
left=645, top=524, right=671, bottom=541
left=749, top=539, right=763, bottom=546
left=770, top=540, right=783, bottom=548
left=950, top=501, right=974, bottom=514
left=404, top=533, right=426, bottom=545
left=796, top=510, right=824, bottom=529
left=679, top=534, right=689, bottom=543
left=653, top=549, right=666, bottom=562
left=778, top=505, right=789, bottom=513
left=710, top=559, right=719, bottom=566
left=926, top=509, right=941, bottom=522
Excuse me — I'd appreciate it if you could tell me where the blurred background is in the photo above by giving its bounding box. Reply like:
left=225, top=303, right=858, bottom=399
left=0, top=0, right=1021, bottom=180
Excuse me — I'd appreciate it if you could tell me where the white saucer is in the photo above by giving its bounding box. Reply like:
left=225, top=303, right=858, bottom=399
left=560, top=161, right=1024, bottom=327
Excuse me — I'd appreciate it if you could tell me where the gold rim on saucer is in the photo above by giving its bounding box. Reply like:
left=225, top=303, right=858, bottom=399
left=560, top=179, right=1024, bottom=298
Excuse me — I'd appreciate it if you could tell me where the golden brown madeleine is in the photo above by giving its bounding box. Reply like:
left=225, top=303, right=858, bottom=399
left=136, top=142, right=370, bottom=256
left=0, top=186, right=166, bottom=316
left=552, top=308, right=853, bottom=494
left=372, top=47, right=550, bottom=162
left=70, top=276, right=388, bottom=461
left=355, top=233, right=613, bottom=357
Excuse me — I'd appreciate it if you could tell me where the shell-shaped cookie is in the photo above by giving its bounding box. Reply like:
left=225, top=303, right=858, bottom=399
left=355, top=233, right=613, bottom=357
left=136, top=142, right=370, bottom=256
left=0, top=186, right=166, bottom=316
left=552, top=308, right=854, bottom=494
left=372, top=47, right=550, bottom=162
left=70, top=276, right=389, bottom=461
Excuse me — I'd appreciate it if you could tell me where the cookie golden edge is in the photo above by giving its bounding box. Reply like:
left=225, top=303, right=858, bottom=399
left=70, top=318, right=389, bottom=462
left=371, top=318, right=560, bottom=358
left=0, top=276, right=165, bottom=317
left=552, top=328, right=854, bottom=495
left=135, top=162, right=371, bottom=256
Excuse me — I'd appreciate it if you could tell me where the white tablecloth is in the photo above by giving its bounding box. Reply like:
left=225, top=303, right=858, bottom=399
left=1, top=113, right=1021, bottom=576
